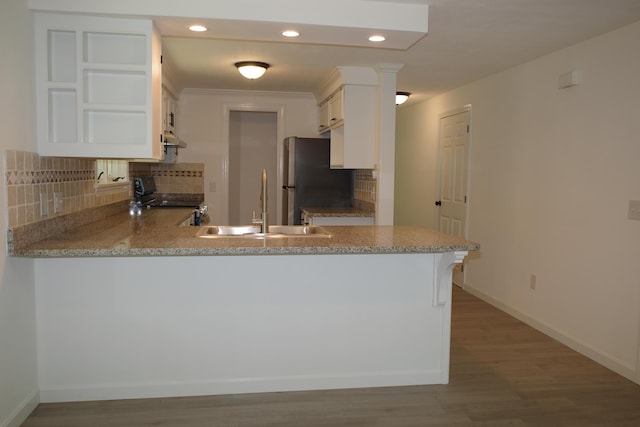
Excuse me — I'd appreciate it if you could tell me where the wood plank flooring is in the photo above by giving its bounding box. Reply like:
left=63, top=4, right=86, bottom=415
left=22, top=286, right=640, bottom=426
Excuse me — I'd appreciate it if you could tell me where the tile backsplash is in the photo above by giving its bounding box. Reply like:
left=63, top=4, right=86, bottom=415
left=129, top=162, right=204, bottom=194
left=5, top=148, right=368, bottom=229
left=4, top=150, right=129, bottom=228
left=354, top=169, right=376, bottom=211
left=4, top=150, right=206, bottom=229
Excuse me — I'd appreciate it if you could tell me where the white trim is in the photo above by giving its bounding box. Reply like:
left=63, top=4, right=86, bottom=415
left=38, top=370, right=444, bottom=403
left=462, top=283, right=639, bottom=384
left=0, top=389, right=39, bottom=427
left=183, top=87, right=315, bottom=100
left=439, top=104, right=472, bottom=120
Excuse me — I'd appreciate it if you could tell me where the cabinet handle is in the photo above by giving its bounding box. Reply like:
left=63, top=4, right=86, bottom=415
left=330, top=117, right=337, bottom=122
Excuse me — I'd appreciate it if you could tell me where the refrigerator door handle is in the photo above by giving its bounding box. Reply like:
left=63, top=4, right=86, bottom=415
left=282, top=185, right=296, bottom=189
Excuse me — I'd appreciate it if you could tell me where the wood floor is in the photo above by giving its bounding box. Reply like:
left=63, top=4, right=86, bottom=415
left=22, top=287, right=640, bottom=426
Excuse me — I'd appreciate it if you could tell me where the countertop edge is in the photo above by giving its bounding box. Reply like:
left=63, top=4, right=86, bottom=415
left=13, top=244, right=480, bottom=258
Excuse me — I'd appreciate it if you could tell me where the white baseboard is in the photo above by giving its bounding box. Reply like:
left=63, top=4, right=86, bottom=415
left=39, top=370, right=445, bottom=403
left=462, top=283, right=638, bottom=384
left=0, top=389, right=39, bottom=427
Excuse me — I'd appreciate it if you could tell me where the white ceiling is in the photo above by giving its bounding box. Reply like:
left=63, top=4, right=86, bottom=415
left=156, top=0, right=640, bottom=103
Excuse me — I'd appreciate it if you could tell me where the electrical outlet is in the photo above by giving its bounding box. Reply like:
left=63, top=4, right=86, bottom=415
left=628, top=200, right=640, bottom=221
left=530, top=274, right=537, bottom=290
left=40, top=192, right=48, bottom=216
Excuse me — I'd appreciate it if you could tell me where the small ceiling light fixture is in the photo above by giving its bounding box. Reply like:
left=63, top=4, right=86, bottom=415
left=235, top=61, right=270, bottom=79
left=188, top=24, right=208, bottom=32
left=282, top=30, right=300, bottom=38
left=368, top=35, right=386, bottom=42
left=395, top=91, right=411, bottom=105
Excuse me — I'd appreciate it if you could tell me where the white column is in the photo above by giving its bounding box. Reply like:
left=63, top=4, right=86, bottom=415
left=375, top=63, right=403, bottom=225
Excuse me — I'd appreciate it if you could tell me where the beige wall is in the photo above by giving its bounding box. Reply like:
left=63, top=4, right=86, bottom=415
left=395, top=20, right=640, bottom=382
left=0, top=0, right=40, bottom=425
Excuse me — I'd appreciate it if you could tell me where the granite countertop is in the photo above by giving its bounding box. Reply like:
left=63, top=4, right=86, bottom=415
left=9, top=207, right=479, bottom=258
left=301, top=207, right=374, bottom=217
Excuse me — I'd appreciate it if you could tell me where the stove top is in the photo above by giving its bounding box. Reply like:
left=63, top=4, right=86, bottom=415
left=146, top=193, right=204, bottom=208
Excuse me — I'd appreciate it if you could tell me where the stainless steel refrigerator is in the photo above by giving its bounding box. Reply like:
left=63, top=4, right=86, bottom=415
left=282, top=137, right=354, bottom=225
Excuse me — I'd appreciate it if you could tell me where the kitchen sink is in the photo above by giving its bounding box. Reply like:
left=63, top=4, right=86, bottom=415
left=197, top=225, right=332, bottom=238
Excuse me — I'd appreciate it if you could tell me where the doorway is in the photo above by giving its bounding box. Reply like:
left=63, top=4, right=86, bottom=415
left=436, top=107, right=471, bottom=286
left=228, top=111, right=278, bottom=224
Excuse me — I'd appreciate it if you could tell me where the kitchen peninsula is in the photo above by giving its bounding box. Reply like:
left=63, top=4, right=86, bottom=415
left=11, top=207, right=479, bottom=403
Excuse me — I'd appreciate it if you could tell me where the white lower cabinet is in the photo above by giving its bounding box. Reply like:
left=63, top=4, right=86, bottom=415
left=34, top=13, right=163, bottom=159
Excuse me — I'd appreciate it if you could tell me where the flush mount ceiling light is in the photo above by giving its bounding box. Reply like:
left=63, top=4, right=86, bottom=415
left=395, top=91, right=411, bottom=105
left=368, top=35, right=386, bottom=42
left=282, top=30, right=300, bottom=38
left=188, top=24, right=208, bottom=32
left=234, top=61, right=270, bottom=79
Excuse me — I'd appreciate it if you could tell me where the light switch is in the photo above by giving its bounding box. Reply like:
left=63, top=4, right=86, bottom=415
left=628, top=200, right=640, bottom=221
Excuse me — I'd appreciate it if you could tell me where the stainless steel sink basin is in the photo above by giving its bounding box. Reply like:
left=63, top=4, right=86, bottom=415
left=201, top=225, right=261, bottom=236
left=197, top=225, right=332, bottom=238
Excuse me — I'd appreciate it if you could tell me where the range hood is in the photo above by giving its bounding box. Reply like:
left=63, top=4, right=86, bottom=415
left=163, top=132, right=187, bottom=148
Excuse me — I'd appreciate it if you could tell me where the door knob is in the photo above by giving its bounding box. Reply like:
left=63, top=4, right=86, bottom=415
left=435, top=200, right=442, bottom=206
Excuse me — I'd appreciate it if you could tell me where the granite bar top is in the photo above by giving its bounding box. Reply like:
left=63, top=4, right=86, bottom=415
left=301, top=207, right=375, bottom=217
left=9, top=207, right=479, bottom=258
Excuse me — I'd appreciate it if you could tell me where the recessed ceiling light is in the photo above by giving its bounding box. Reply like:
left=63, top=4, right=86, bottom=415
left=368, top=35, right=386, bottom=42
left=188, top=25, right=208, bottom=32
left=282, top=30, right=299, bottom=38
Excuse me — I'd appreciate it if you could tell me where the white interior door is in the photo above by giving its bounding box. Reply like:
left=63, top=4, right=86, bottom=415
left=437, top=109, right=470, bottom=285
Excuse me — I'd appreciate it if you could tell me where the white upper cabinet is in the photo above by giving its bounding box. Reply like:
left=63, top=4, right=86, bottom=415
left=34, top=13, right=163, bottom=159
left=327, top=88, right=344, bottom=127
left=326, top=85, right=376, bottom=169
left=162, top=87, right=178, bottom=135
left=317, top=100, right=330, bottom=134
left=315, top=66, right=378, bottom=169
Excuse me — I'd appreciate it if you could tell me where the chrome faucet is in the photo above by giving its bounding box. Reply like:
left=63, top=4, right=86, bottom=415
left=252, top=169, right=269, bottom=233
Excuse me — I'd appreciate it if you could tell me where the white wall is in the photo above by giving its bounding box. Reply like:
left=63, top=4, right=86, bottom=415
left=0, top=1, right=40, bottom=426
left=176, top=90, right=317, bottom=224
left=395, top=20, right=640, bottom=382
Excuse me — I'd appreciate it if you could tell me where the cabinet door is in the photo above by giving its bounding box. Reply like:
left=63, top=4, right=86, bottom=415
left=162, top=89, right=168, bottom=132
left=328, top=88, right=344, bottom=127
left=329, top=85, right=376, bottom=169
left=168, top=96, right=177, bottom=133
left=318, top=101, right=329, bottom=134
left=35, top=13, right=163, bottom=159
left=162, top=87, right=177, bottom=134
